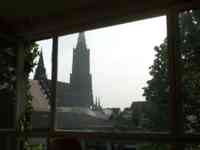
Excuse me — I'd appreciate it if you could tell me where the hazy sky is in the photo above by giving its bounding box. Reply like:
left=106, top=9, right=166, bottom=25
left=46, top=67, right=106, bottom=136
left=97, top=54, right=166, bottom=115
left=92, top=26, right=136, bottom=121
left=35, top=16, right=167, bottom=109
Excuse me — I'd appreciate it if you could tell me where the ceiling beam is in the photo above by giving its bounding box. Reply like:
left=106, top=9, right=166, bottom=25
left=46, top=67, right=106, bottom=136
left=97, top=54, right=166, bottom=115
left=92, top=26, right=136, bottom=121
left=0, top=0, right=199, bottom=41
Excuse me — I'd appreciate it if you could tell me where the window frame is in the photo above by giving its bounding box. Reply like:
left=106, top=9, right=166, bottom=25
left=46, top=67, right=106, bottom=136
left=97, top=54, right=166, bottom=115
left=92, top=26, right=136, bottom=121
left=1, top=1, right=200, bottom=150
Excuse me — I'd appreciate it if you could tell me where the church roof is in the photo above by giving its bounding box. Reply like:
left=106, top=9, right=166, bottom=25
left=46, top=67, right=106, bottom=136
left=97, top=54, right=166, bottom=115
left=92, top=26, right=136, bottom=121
left=30, top=79, right=71, bottom=111
left=32, top=109, right=113, bottom=130
left=30, top=80, right=50, bottom=111
left=56, top=111, right=113, bottom=130
left=47, top=80, right=70, bottom=105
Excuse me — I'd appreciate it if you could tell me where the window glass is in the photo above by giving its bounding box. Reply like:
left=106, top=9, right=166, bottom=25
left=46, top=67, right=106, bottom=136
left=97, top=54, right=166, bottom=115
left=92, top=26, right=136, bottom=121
left=35, top=16, right=169, bottom=132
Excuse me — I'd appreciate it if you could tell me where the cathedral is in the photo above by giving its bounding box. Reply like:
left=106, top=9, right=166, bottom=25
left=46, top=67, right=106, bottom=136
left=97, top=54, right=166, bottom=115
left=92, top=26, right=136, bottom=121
left=33, top=32, right=93, bottom=108
left=30, top=32, right=112, bottom=131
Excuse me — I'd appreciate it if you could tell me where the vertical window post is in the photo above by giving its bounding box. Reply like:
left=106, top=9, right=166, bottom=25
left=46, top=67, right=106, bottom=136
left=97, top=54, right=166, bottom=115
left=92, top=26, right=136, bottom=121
left=16, top=40, right=26, bottom=150
left=167, top=8, right=184, bottom=150
left=50, top=37, right=58, bottom=132
left=16, top=41, right=25, bottom=126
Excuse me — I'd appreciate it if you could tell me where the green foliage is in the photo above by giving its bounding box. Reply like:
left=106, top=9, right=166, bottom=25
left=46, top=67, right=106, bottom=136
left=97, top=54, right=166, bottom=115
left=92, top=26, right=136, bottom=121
left=143, top=9, right=200, bottom=150
left=179, top=10, right=200, bottom=133
left=25, top=144, right=44, bottom=150
left=143, top=10, right=200, bottom=131
left=18, top=43, right=39, bottom=132
left=18, top=43, right=40, bottom=150
left=142, top=39, right=169, bottom=131
left=24, top=43, right=40, bottom=78
left=0, top=40, right=40, bottom=149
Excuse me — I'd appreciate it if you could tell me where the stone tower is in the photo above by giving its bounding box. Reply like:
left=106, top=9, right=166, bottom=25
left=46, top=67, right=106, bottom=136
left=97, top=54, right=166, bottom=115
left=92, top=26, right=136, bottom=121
left=69, top=32, right=93, bottom=107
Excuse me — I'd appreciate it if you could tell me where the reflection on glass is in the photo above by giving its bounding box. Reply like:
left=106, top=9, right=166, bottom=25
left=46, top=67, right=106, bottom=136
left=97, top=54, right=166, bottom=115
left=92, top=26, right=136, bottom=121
left=179, top=9, right=200, bottom=134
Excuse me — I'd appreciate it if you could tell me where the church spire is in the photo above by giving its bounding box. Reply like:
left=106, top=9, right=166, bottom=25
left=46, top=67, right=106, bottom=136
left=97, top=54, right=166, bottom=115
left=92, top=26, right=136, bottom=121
left=69, top=32, right=93, bottom=107
left=98, top=96, right=101, bottom=109
left=34, top=51, right=51, bottom=100
left=76, top=32, right=87, bottom=50
left=34, top=51, right=47, bottom=81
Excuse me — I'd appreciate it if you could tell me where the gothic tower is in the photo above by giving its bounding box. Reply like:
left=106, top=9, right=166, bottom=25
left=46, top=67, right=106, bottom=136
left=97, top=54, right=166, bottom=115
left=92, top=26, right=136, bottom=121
left=34, top=51, right=47, bottom=81
left=69, top=32, right=93, bottom=107
left=34, top=51, right=51, bottom=99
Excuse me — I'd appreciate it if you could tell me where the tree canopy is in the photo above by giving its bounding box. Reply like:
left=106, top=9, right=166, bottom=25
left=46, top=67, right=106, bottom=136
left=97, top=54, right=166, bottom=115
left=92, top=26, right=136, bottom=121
left=143, top=9, right=200, bottom=133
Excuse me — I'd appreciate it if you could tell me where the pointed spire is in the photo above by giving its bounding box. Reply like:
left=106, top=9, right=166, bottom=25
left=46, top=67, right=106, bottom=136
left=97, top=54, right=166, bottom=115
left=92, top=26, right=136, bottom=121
left=34, top=51, right=51, bottom=100
left=34, top=51, right=47, bottom=80
left=38, top=51, right=45, bottom=68
left=70, top=31, right=93, bottom=107
left=98, top=96, right=101, bottom=108
left=76, top=32, right=87, bottom=50
left=95, top=96, right=98, bottom=107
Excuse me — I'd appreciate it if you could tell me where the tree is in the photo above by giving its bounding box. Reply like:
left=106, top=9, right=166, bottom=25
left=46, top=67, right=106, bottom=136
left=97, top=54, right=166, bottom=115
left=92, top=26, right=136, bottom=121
left=143, top=9, right=200, bottom=132
left=0, top=41, right=39, bottom=150
left=143, top=39, right=169, bottom=131
left=19, top=43, right=39, bottom=150
left=143, top=9, right=200, bottom=150
left=179, top=10, right=200, bottom=133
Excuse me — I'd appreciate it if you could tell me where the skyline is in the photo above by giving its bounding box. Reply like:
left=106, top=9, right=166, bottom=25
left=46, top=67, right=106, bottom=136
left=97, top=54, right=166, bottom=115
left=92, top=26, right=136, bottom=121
left=34, top=16, right=167, bottom=109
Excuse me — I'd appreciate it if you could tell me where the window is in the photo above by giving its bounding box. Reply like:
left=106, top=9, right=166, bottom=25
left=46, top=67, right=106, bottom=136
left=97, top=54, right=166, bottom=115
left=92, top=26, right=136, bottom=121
left=54, top=16, right=169, bottom=132
left=1, top=2, right=200, bottom=150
